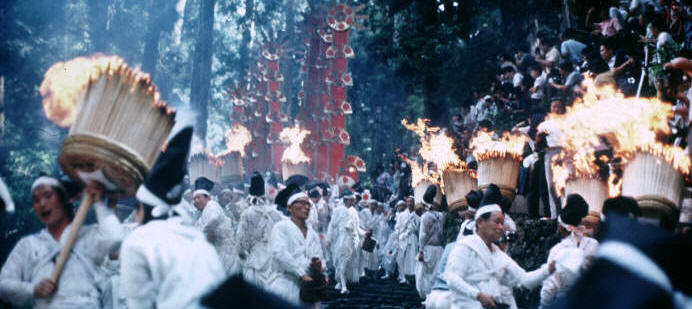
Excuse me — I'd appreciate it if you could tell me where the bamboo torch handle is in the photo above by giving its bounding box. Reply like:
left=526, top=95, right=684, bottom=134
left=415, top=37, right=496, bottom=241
left=50, top=193, right=93, bottom=281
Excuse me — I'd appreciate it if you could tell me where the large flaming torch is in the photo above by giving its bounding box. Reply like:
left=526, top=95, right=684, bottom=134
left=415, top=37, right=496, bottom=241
left=216, top=124, right=252, bottom=184
left=280, top=124, right=311, bottom=179
left=548, top=78, right=690, bottom=227
left=470, top=130, right=527, bottom=201
left=40, top=55, right=174, bottom=281
left=402, top=118, right=477, bottom=212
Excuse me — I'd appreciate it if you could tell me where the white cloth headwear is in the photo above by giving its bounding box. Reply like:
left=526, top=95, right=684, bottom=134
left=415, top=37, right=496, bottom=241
left=31, top=176, right=65, bottom=193
left=193, top=189, right=210, bottom=197
left=287, top=192, right=308, bottom=206
left=474, top=204, right=501, bottom=220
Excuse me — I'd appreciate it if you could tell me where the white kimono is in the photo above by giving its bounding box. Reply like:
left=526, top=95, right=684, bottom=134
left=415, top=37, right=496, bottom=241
left=195, top=200, right=241, bottom=275
left=120, top=216, right=225, bottom=309
left=326, top=205, right=362, bottom=284
left=235, top=200, right=285, bottom=286
left=306, top=200, right=319, bottom=232
left=267, top=219, right=323, bottom=305
left=416, top=210, right=444, bottom=298
left=359, top=208, right=379, bottom=271
left=400, top=211, right=420, bottom=277
left=540, top=232, right=598, bottom=308
left=0, top=201, right=123, bottom=309
left=394, top=209, right=410, bottom=280
left=443, top=234, right=550, bottom=309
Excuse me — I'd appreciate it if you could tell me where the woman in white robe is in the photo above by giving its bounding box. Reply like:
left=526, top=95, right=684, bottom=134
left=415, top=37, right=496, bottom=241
left=267, top=192, right=323, bottom=306
left=0, top=178, right=123, bottom=309
left=443, top=204, right=554, bottom=309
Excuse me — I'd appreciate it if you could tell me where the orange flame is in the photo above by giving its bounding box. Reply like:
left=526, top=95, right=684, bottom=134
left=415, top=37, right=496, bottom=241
left=547, top=77, right=690, bottom=196
left=403, top=156, right=440, bottom=188
left=470, top=130, right=527, bottom=161
left=280, top=124, right=311, bottom=164
left=220, top=124, right=252, bottom=157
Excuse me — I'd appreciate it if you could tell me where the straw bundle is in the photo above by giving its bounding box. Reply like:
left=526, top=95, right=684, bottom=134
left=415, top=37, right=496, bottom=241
left=282, top=161, right=309, bottom=179
left=564, top=177, right=608, bottom=230
left=442, top=169, right=478, bottom=213
left=218, top=152, right=243, bottom=185
left=622, top=152, right=683, bottom=226
left=189, top=154, right=221, bottom=183
left=477, top=158, right=521, bottom=201
left=58, top=66, right=174, bottom=197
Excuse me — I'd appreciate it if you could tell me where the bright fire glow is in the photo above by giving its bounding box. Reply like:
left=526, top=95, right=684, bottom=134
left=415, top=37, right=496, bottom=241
left=547, top=77, right=690, bottom=196
left=220, top=124, right=252, bottom=157
left=470, top=130, right=527, bottom=161
left=280, top=124, right=311, bottom=164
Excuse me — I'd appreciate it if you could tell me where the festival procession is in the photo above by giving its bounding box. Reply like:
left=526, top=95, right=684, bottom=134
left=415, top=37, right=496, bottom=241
left=0, top=0, right=691, bottom=308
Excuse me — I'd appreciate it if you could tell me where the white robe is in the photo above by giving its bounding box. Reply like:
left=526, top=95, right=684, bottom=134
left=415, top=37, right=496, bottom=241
left=120, top=216, right=225, bottom=309
left=416, top=210, right=444, bottom=298
left=0, top=201, right=123, bottom=309
left=401, top=212, right=420, bottom=276
left=540, top=232, right=598, bottom=308
left=195, top=200, right=241, bottom=275
left=267, top=219, right=323, bottom=305
left=359, top=208, right=379, bottom=271
left=394, top=210, right=410, bottom=280
left=236, top=201, right=285, bottom=286
left=327, top=205, right=362, bottom=284
left=443, top=234, right=550, bottom=309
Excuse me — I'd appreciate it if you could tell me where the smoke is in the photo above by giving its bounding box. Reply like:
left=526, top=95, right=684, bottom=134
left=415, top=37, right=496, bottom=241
left=167, top=103, right=205, bottom=157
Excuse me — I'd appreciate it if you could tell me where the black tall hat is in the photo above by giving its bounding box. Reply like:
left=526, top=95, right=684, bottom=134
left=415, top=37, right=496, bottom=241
left=249, top=172, right=264, bottom=197
left=423, top=184, right=437, bottom=206
left=194, top=177, right=214, bottom=192
left=136, top=127, right=193, bottom=216
left=479, top=184, right=503, bottom=207
left=465, top=190, right=483, bottom=209
left=561, top=194, right=589, bottom=226
left=285, top=174, right=309, bottom=189
left=202, top=274, right=302, bottom=309
left=275, top=183, right=300, bottom=210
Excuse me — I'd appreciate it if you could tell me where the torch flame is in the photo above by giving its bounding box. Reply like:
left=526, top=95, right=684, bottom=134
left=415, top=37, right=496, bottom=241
left=221, top=124, right=252, bottom=157
left=470, top=130, right=528, bottom=161
left=280, top=124, right=311, bottom=164
left=547, top=77, right=690, bottom=196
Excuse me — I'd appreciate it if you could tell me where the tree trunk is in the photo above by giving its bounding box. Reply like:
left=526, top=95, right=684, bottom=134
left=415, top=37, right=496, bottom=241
left=283, top=0, right=296, bottom=116
left=190, top=0, right=215, bottom=141
left=87, top=0, right=109, bottom=52
left=238, top=0, right=253, bottom=82
left=142, top=0, right=162, bottom=78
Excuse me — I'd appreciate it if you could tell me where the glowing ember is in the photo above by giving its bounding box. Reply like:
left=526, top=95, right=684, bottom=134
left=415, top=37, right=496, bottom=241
left=220, top=124, right=252, bottom=157
left=403, top=156, right=440, bottom=188
left=401, top=118, right=465, bottom=171
left=470, top=130, right=527, bottom=161
left=546, top=77, right=690, bottom=196
left=280, top=124, right=311, bottom=164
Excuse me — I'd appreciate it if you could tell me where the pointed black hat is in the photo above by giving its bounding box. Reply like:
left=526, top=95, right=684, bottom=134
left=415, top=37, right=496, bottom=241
left=194, top=177, right=214, bottom=192
left=561, top=194, right=589, bottom=226
left=136, top=127, right=193, bottom=216
left=249, top=172, right=264, bottom=197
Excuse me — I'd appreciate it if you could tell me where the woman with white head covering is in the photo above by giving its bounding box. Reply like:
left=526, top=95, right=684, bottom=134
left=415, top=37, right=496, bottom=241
left=443, top=184, right=555, bottom=309
left=0, top=176, right=123, bottom=308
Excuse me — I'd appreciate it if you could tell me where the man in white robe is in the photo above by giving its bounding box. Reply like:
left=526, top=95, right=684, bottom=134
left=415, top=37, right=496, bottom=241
left=359, top=200, right=379, bottom=276
left=394, top=198, right=412, bottom=283
left=267, top=190, right=324, bottom=306
left=400, top=197, right=420, bottom=284
left=326, top=190, right=362, bottom=294
left=0, top=177, right=124, bottom=309
left=193, top=177, right=241, bottom=275
left=236, top=172, right=285, bottom=286
left=120, top=127, right=225, bottom=309
left=443, top=203, right=555, bottom=309
left=416, top=186, right=445, bottom=299
left=539, top=194, right=599, bottom=308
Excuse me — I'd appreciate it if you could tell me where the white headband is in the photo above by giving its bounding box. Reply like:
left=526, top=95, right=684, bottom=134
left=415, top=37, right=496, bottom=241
left=287, top=192, right=309, bottom=206
left=193, top=189, right=210, bottom=197
left=31, top=176, right=65, bottom=194
left=474, top=204, right=502, bottom=220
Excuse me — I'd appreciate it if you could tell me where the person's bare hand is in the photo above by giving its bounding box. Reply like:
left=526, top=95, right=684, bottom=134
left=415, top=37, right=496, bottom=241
left=301, top=275, right=313, bottom=282
left=477, top=292, right=497, bottom=308
left=86, top=181, right=105, bottom=203
left=33, top=278, right=56, bottom=298
left=549, top=260, right=556, bottom=274
left=418, top=252, right=424, bottom=262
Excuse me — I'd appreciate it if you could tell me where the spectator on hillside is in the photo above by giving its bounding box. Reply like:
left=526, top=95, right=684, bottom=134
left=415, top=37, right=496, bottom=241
left=560, top=29, right=587, bottom=65
left=549, top=60, right=583, bottom=101
left=535, top=36, right=561, bottom=71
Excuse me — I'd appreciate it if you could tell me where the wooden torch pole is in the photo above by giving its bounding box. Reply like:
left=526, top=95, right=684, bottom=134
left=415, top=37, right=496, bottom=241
left=50, top=193, right=94, bottom=281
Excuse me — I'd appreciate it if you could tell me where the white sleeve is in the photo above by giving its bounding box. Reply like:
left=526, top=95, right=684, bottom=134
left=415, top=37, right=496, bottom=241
left=0, top=238, right=35, bottom=306
left=502, top=252, right=550, bottom=289
left=235, top=210, right=252, bottom=258
left=419, top=215, right=432, bottom=252
left=120, top=237, right=157, bottom=309
left=86, top=201, right=125, bottom=264
left=269, top=224, right=308, bottom=279
left=539, top=274, right=560, bottom=308
left=443, top=245, right=480, bottom=300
